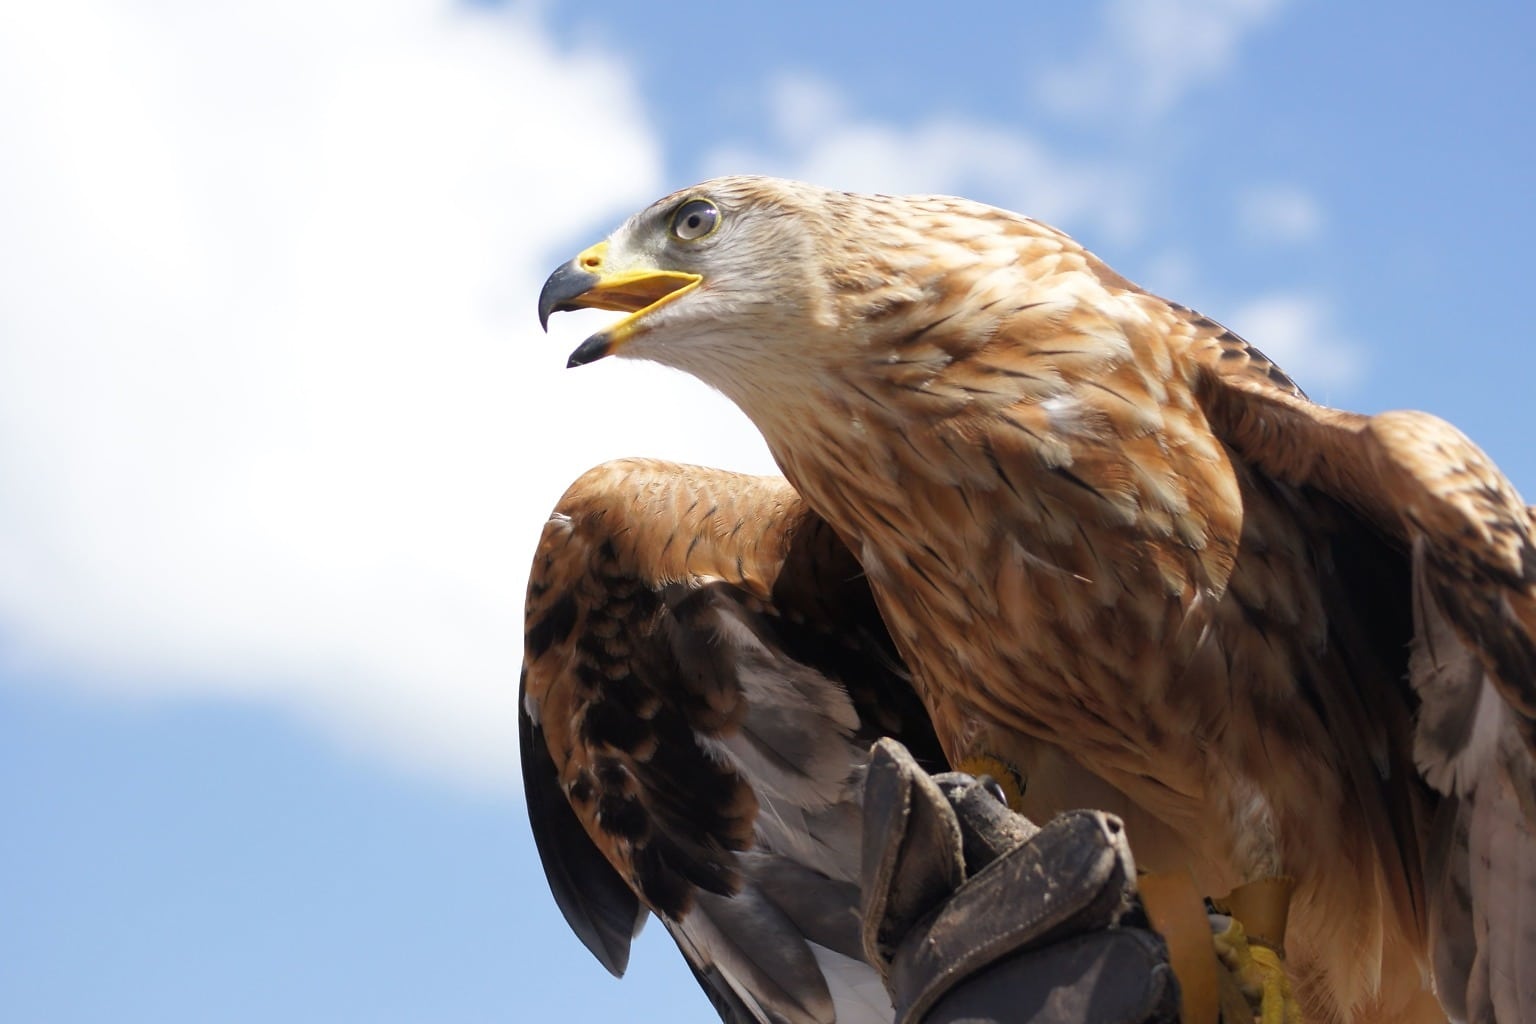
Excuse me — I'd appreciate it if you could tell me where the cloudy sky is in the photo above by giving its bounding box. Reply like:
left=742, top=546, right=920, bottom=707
left=2, top=1, right=1533, bottom=1020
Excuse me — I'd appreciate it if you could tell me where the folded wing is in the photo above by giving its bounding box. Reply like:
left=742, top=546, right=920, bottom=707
left=521, top=459, right=943, bottom=1024
left=1197, top=332, right=1536, bottom=1023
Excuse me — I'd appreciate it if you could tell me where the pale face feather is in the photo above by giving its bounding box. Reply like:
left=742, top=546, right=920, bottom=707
left=603, top=178, right=832, bottom=401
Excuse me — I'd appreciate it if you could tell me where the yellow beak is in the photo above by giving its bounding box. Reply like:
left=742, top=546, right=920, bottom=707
left=537, top=242, right=702, bottom=366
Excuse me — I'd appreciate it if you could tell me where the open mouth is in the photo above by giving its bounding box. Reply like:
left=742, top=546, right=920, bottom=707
left=538, top=249, right=701, bottom=366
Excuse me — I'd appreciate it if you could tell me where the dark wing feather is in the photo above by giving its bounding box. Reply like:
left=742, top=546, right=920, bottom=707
left=519, top=665, right=645, bottom=976
left=1195, top=329, right=1536, bottom=1024
left=520, top=459, right=942, bottom=1024
left=686, top=958, right=771, bottom=1024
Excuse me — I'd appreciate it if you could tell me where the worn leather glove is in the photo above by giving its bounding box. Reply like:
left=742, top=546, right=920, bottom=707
left=860, top=739, right=1181, bottom=1024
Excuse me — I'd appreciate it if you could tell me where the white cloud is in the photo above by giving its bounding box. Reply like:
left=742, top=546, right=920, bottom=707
left=1035, top=0, right=1287, bottom=120
left=1227, top=294, right=1364, bottom=395
left=1236, top=184, right=1325, bottom=244
left=704, top=74, right=1146, bottom=246
left=0, top=1, right=1359, bottom=795
left=0, top=0, right=772, bottom=791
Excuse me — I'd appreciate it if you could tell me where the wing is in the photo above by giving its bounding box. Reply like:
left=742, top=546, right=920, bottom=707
left=1192, top=325, right=1536, bottom=1023
left=521, top=459, right=944, bottom=1024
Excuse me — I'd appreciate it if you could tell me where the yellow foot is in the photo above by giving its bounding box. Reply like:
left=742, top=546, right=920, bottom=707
left=1211, top=916, right=1300, bottom=1024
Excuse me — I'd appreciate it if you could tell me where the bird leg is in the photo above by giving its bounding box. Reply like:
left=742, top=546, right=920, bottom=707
left=1211, top=914, right=1299, bottom=1024
left=1210, top=876, right=1298, bottom=1024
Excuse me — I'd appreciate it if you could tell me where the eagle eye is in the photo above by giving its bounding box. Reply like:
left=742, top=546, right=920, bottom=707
left=669, top=199, right=720, bottom=242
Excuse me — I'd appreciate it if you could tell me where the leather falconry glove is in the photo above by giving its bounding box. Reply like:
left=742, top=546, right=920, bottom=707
left=860, top=738, right=1182, bottom=1024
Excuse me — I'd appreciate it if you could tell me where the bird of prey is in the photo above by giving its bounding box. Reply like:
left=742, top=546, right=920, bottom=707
left=521, top=458, right=945, bottom=1024
left=536, top=177, right=1536, bottom=1024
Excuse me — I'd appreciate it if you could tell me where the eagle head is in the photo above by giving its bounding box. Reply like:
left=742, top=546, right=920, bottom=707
left=537, top=177, right=838, bottom=380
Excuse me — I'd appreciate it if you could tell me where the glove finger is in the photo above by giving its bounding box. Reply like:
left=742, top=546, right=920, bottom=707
left=932, top=772, right=1039, bottom=873
left=861, top=738, right=966, bottom=973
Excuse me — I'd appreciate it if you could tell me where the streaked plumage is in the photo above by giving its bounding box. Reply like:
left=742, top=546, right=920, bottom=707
left=535, top=176, right=1536, bottom=1023
left=521, top=459, right=943, bottom=1024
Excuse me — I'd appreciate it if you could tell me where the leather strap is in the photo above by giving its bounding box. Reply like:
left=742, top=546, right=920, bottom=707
left=1139, top=871, right=1221, bottom=1024
left=1213, top=876, right=1293, bottom=950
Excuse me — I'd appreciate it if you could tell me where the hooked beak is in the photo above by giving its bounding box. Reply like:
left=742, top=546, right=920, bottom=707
left=537, top=241, right=702, bottom=367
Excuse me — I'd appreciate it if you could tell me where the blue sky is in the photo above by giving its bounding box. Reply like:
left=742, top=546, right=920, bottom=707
left=2, top=1, right=1533, bottom=1021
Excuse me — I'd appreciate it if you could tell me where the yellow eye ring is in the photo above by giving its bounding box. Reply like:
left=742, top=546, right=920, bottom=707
left=670, top=199, right=720, bottom=242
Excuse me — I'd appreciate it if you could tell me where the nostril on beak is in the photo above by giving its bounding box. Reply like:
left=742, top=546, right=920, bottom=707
left=575, top=241, right=608, bottom=275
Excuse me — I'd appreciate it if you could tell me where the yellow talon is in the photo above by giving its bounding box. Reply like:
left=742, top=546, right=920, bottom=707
left=1211, top=917, right=1301, bottom=1024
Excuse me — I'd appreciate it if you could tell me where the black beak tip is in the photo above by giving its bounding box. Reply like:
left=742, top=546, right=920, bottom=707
left=566, top=333, right=612, bottom=368
left=537, top=261, right=601, bottom=333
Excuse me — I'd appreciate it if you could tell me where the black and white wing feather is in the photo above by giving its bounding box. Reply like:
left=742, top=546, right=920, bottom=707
left=521, top=459, right=943, bottom=1024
